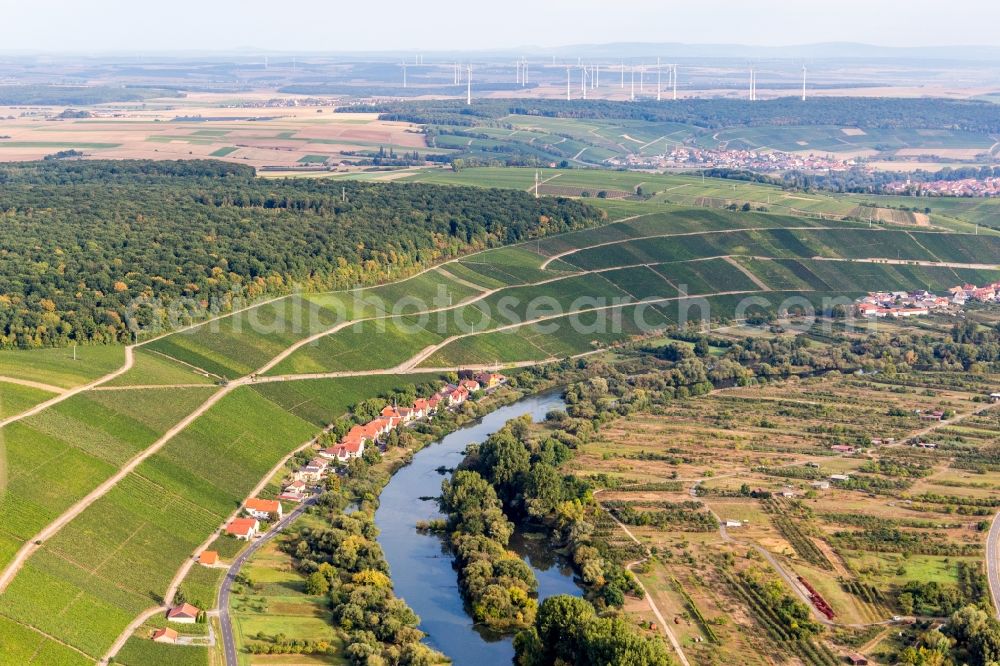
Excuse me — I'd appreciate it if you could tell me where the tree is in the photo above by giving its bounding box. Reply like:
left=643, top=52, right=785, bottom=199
left=305, top=571, right=330, bottom=596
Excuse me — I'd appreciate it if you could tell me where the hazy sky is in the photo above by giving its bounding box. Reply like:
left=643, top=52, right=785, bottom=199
left=4, top=0, right=1000, bottom=53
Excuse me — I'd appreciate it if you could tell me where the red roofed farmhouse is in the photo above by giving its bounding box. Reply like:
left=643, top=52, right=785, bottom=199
left=166, top=602, right=201, bottom=624
left=244, top=498, right=283, bottom=520
left=225, top=517, right=259, bottom=541
left=152, top=627, right=178, bottom=643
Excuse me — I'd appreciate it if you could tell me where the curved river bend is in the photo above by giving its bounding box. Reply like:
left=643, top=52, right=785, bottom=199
left=375, top=391, right=580, bottom=665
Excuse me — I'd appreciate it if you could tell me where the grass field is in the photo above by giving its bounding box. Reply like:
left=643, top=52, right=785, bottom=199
left=0, top=345, right=126, bottom=389
left=230, top=528, right=344, bottom=665
left=0, top=381, right=58, bottom=418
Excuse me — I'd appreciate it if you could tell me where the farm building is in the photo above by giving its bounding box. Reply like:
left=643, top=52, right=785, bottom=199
left=151, top=627, right=178, bottom=643
left=811, top=481, right=830, bottom=490
left=725, top=520, right=743, bottom=528
left=225, top=517, right=259, bottom=541
left=297, top=457, right=328, bottom=480
left=475, top=372, right=506, bottom=389
left=831, top=444, right=855, bottom=454
left=990, top=393, right=1000, bottom=404
left=245, top=498, right=282, bottom=521
left=829, top=474, right=851, bottom=482
left=322, top=438, right=365, bottom=462
left=847, top=654, right=869, bottom=666
left=281, top=480, right=308, bottom=501
left=198, top=550, right=218, bottom=566
left=166, top=603, right=200, bottom=624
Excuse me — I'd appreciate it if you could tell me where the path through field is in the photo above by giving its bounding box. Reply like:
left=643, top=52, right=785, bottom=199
left=2, top=212, right=996, bottom=662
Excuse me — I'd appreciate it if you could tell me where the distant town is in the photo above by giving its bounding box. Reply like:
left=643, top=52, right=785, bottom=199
left=607, top=146, right=857, bottom=173
left=882, top=177, right=1000, bottom=198
left=856, top=281, right=1000, bottom=317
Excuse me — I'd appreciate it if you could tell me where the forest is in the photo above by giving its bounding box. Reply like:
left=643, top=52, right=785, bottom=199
left=0, top=160, right=599, bottom=348
left=346, top=97, right=1000, bottom=132
left=0, top=85, right=180, bottom=105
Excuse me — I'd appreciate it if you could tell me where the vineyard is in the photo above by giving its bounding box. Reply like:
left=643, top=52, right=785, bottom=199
left=762, top=498, right=834, bottom=570
left=722, top=570, right=840, bottom=666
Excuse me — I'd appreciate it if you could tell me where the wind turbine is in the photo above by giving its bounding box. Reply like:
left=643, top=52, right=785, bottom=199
left=581, top=66, right=587, bottom=99
left=672, top=64, right=678, bottom=100
left=621, top=59, right=625, bottom=89
left=401, top=62, right=408, bottom=88
left=656, top=57, right=662, bottom=101
left=566, top=67, right=571, bottom=100
left=466, top=65, right=472, bottom=105
left=801, top=65, right=807, bottom=101
left=630, top=67, right=635, bottom=101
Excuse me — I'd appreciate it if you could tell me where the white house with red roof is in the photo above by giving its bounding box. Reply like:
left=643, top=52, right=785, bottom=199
left=225, top=517, right=259, bottom=541
left=152, top=627, right=178, bottom=643
left=245, top=498, right=283, bottom=521
left=166, top=603, right=201, bottom=624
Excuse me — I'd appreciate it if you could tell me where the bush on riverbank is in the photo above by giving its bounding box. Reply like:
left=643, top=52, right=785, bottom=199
left=441, top=470, right=539, bottom=630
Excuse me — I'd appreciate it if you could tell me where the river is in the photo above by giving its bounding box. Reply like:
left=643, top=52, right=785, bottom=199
left=374, top=391, right=580, bottom=665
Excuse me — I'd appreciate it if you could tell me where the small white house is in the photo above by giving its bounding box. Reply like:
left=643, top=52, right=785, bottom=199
left=166, top=603, right=200, bottom=624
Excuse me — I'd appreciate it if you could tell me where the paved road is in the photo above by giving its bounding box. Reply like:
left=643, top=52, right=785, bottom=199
left=219, top=497, right=316, bottom=666
left=987, top=511, right=1000, bottom=619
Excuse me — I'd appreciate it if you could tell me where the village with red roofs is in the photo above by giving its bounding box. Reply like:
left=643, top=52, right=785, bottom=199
left=855, top=280, right=1000, bottom=318
left=155, top=372, right=508, bottom=644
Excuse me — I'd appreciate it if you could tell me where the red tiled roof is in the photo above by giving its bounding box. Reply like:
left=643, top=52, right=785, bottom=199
left=225, top=518, right=257, bottom=537
left=198, top=551, right=218, bottom=565
left=152, top=627, right=178, bottom=642
left=245, top=498, right=280, bottom=514
left=167, top=602, right=200, bottom=619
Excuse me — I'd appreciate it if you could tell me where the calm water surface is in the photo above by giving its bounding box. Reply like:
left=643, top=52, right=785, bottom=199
left=374, top=392, right=581, bottom=665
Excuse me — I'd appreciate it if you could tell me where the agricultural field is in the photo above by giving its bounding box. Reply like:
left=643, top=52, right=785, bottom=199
left=0, top=387, right=217, bottom=571
left=402, top=167, right=1000, bottom=236
left=257, top=204, right=999, bottom=375
left=0, top=94, right=440, bottom=170
left=0, top=381, right=58, bottom=419
left=228, top=520, right=344, bottom=665
left=0, top=387, right=317, bottom=660
left=568, top=366, right=1000, bottom=665
left=103, top=349, right=220, bottom=388
left=145, top=269, right=479, bottom=380
left=692, top=125, right=996, bottom=156
left=251, top=374, right=443, bottom=427
left=0, top=344, right=126, bottom=390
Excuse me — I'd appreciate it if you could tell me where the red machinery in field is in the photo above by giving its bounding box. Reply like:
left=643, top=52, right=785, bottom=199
left=798, top=576, right=835, bottom=620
